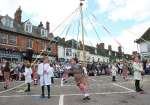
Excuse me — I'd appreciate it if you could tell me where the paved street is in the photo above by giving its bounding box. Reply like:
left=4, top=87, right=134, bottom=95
left=0, top=75, right=150, bottom=105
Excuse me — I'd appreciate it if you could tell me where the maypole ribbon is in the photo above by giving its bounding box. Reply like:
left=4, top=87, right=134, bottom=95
left=89, top=12, right=124, bottom=49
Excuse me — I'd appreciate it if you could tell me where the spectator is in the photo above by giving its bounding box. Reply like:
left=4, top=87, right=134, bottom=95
left=133, top=56, right=144, bottom=93
left=3, top=62, right=11, bottom=89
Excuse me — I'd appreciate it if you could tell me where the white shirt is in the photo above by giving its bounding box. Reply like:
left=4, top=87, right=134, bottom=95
left=38, top=63, right=54, bottom=86
left=133, top=62, right=143, bottom=80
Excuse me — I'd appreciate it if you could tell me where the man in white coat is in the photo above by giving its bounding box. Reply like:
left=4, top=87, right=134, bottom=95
left=132, top=56, right=144, bottom=92
left=38, top=57, right=54, bottom=98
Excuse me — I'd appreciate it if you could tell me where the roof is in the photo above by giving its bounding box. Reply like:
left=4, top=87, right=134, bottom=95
left=136, top=27, right=150, bottom=43
left=0, top=15, right=50, bottom=41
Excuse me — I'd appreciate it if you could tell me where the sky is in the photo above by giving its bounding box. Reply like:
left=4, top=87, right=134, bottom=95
left=0, top=0, right=150, bottom=54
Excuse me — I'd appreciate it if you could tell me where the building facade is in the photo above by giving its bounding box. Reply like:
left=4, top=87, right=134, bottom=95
left=136, top=28, right=150, bottom=60
left=0, top=7, right=55, bottom=61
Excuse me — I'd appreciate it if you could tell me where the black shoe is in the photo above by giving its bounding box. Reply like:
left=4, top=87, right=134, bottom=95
left=41, top=95, right=45, bottom=98
left=136, top=89, right=142, bottom=92
left=24, top=90, right=29, bottom=92
left=48, top=95, right=51, bottom=99
left=4, top=86, right=8, bottom=90
left=83, top=96, right=91, bottom=100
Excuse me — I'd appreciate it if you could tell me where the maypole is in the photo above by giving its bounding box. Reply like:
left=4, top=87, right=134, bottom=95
left=80, top=0, right=85, bottom=62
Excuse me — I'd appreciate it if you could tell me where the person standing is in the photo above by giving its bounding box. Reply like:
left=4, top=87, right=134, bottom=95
left=24, top=61, right=32, bottom=92
left=3, top=62, right=11, bottom=89
left=38, top=57, right=54, bottom=99
left=24, top=62, right=32, bottom=92
left=132, top=56, right=144, bottom=92
left=50, top=64, right=54, bottom=84
left=118, top=61, right=123, bottom=75
left=122, top=60, right=129, bottom=81
left=0, top=61, right=3, bottom=82
left=111, top=62, right=117, bottom=82
left=33, top=63, right=38, bottom=85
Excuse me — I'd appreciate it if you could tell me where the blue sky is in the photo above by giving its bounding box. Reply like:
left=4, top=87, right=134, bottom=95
left=0, top=0, right=150, bottom=54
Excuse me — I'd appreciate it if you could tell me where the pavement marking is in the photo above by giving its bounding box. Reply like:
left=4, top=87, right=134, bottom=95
left=0, top=81, right=24, bottom=84
left=0, top=94, right=59, bottom=98
left=61, top=78, right=63, bottom=87
left=0, top=91, right=135, bottom=98
left=0, top=82, right=26, bottom=94
left=90, top=78, right=98, bottom=82
left=63, top=91, right=135, bottom=96
left=113, top=83, right=135, bottom=92
left=59, top=95, right=64, bottom=105
left=63, top=84, right=76, bottom=87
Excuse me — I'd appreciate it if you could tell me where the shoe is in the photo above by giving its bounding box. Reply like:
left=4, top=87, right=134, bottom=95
left=83, top=96, right=91, bottom=100
left=48, top=95, right=51, bottom=99
left=41, top=95, right=45, bottom=98
left=4, top=86, right=8, bottom=90
left=24, top=89, right=30, bottom=92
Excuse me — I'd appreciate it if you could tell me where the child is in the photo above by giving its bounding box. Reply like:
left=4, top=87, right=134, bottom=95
left=111, top=62, right=117, bottom=82
left=24, top=61, right=32, bottom=92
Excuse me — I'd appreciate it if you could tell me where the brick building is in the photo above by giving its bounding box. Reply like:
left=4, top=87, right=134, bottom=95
left=0, top=7, right=56, bottom=61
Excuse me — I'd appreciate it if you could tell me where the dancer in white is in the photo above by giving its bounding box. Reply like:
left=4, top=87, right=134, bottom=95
left=24, top=61, right=32, bottom=92
left=38, top=57, right=54, bottom=98
left=111, top=62, right=117, bottom=82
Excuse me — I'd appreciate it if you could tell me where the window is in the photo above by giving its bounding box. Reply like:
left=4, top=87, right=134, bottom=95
left=148, top=44, right=150, bottom=52
left=27, top=39, right=33, bottom=49
left=41, top=41, right=46, bottom=50
left=24, top=21, right=32, bottom=33
left=0, top=34, right=7, bottom=44
left=66, top=48, right=72, bottom=56
left=8, top=35, right=17, bottom=45
left=1, top=17, right=13, bottom=28
left=41, top=29, right=47, bottom=37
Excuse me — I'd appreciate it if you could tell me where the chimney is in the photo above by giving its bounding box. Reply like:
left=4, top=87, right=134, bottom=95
left=62, top=37, right=65, bottom=42
left=96, top=43, right=99, bottom=48
left=118, top=46, right=122, bottom=53
left=46, top=21, right=50, bottom=32
left=99, top=43, right=104, bottom=49
left=14, top=6, right=22, bottom=24
left=108, top=45, right=112, bottom=51
left=38, top=22, right=43, bottom=27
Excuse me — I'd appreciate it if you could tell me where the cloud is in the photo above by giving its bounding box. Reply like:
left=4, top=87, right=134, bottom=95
left=0, top=0, right=20, bottom=17
left=97, top=0, right=150, bottom=21
left=101, top=21, right=150, bottom=54
left=0, top=0, right=88, bottom=32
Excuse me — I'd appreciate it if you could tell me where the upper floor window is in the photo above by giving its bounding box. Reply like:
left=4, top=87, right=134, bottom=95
left=8, top=35, right=17, bottom=45
left=41, top=41, right=46, bottom=50
left=148, top=44, right=150, bottom=52
left=1, top=16, right=13, bottom=28
left=24, top=21, right=32, bottom=33
left=41, top=29, right=47, bottom=37
left=66, top=48, right=72, bottom=56
left=27, top=39, right=33, bottom=49
left=0, top=34, right=7, bottom=44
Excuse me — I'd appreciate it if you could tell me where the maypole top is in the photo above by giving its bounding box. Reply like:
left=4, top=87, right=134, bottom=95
left=80, top=0, right=85, bottom=6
